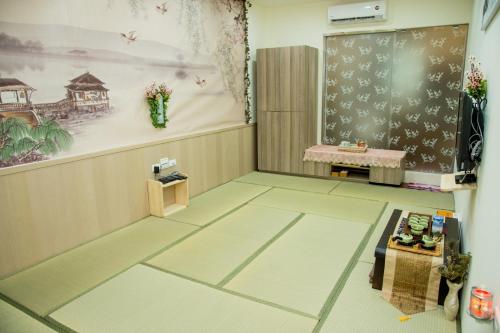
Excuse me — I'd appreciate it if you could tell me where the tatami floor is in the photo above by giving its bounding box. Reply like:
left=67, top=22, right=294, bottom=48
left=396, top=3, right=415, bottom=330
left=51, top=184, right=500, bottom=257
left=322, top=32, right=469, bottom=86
left=0, top=172, right=457, bottom=333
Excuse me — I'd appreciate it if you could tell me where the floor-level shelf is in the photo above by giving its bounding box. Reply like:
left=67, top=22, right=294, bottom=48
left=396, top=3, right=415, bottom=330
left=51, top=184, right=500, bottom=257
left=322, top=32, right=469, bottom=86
left=147, top=178, right=189, bottom=217
left=440, top=173, right=477, bottom=192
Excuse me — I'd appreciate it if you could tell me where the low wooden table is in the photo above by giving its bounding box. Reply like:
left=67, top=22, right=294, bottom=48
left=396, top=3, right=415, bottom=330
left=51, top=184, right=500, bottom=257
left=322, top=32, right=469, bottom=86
left=303, top=145, right=406, bottom=185
left=370, top=209, right=459, bottom=305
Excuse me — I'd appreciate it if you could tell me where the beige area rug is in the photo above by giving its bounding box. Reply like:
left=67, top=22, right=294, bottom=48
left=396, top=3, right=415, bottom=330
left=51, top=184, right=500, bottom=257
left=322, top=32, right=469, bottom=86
left=50, top=265, right=317, bottom=333
left=225, top=214, right=369, bottom=316
left=319, top=262, right=456, bottom=333
left=0, top=217, right=197, bottom=316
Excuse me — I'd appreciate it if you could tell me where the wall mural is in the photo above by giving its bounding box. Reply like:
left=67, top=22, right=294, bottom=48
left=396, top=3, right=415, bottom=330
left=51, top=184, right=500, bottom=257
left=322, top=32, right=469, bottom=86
left=0, top=0, right=248, bottom=168
left=323, top=25, right=468, bottom=173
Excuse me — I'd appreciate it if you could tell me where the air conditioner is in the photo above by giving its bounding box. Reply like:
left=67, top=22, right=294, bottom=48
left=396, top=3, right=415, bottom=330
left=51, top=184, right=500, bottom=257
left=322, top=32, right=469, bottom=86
left=328, top=1, right=386, bottom=24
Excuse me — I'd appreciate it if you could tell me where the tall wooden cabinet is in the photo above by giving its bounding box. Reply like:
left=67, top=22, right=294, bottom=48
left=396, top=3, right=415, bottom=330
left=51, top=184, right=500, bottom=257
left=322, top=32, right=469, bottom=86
left=256, top=46, right=318, bottom=174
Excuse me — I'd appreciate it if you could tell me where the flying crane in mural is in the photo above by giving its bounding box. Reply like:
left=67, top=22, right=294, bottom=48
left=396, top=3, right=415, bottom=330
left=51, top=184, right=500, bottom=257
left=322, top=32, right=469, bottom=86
left=0, top=0, right=247, bottom=168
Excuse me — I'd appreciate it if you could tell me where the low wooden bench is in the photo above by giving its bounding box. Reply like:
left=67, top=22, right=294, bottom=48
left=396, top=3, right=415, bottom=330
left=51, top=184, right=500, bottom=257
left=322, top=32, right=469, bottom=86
left=303, top=145, right=406, bottom=185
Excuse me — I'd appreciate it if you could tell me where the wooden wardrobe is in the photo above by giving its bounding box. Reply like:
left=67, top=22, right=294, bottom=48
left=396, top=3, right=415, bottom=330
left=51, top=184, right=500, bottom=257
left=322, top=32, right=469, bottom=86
left=256, top=46, right=318, bottom=175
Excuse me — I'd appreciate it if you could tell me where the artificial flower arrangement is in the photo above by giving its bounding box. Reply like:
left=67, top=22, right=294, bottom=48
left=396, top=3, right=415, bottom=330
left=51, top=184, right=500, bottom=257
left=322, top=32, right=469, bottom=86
left=145, top=82, right=172, bottom=128
left=465, top=56, right=487, bottom=101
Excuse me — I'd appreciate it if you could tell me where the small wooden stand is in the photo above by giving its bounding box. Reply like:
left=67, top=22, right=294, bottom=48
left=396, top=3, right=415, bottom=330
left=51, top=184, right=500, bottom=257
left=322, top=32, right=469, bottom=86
left=440, top=173, right=477, bottom=192
left=147, top=178, right=189, bottom=217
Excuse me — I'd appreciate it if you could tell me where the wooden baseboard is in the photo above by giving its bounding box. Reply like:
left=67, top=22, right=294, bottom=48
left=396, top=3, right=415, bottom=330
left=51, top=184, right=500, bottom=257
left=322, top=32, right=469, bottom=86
left=0, top=124, right=256, bottom=278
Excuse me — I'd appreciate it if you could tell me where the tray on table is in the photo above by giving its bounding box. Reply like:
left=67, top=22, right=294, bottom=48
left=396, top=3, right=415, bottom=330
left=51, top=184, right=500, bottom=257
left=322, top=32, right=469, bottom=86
left=337, top=145, right=368, bottom=153
left=387, top=212, right=442, bottom=257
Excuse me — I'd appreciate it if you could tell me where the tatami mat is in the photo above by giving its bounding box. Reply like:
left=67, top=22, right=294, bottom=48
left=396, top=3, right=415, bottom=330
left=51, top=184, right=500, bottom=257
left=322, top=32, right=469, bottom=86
left=168, top=181, right=271, bottom=226
left=148, top=205, right=300, bottom=285
left=319, top=262, right=456, bottom=333
left=50, top=265, right=317, bottom=333
left=358, top=203, right=437, bottom=264
left=225, top=214, right=369, bottom=316
left=0, top=300, right=55, bottom=333
left=251, top=188, right=385, bottom=224
left=330, top=182, right=454, bottom=210
left=0, top=217, right=197, bottom=316
left=235, top=171, right=339, bottom=193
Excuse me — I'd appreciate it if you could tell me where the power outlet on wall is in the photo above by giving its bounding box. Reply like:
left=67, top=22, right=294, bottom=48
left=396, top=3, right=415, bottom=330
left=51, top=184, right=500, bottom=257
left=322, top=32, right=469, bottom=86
left=152, top=157, right=176, bottom=173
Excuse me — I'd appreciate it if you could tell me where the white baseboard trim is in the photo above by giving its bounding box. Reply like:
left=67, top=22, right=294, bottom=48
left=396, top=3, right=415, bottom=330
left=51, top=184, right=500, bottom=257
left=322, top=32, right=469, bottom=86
left=404, top=171, right=442, bottom=186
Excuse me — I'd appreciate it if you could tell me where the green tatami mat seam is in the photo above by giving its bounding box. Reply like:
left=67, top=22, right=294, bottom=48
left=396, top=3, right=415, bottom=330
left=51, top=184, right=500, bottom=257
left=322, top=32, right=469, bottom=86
left=233, top=179, right=340, bottom=194
left=141, top=263, right=319, bottom=321
left=34, top=226, right=202, bottom=317
left=0, top=294, right=74, bottom=333
left=165, top=186, right=274, bottom=225
left=217, top=213, right=306, bottom=287
left=329, top=180, right=342, bottom=192
left=312, top=201, right=389, bottom=333
left=329, top=192, right=386, bottom=203
left=249, top=201, right=378, bottom=225
left=45, top=199, right=244, bottom=315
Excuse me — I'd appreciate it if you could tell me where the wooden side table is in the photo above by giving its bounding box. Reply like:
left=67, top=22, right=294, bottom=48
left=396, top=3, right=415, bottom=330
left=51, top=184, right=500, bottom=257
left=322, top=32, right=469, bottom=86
left=147, top=178, right=189, bottom=217
left=370, top=209, right=460, bottom=305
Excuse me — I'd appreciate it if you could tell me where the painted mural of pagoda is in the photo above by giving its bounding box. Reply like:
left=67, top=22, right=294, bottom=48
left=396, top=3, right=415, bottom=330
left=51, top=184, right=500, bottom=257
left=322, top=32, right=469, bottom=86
left=0, top=71, right=110, bottom=126
left=65, top=72, right=110, bottom=112
left=0, top=78, right=40, bottom=126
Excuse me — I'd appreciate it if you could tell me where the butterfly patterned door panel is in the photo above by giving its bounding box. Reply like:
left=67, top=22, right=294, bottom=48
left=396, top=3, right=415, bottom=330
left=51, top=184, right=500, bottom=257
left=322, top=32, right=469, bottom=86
left=323, top=32, right=394, bottom=149
left=389, top=25, right=467, bottom=173
left=322, top=25, right=467, bottom=173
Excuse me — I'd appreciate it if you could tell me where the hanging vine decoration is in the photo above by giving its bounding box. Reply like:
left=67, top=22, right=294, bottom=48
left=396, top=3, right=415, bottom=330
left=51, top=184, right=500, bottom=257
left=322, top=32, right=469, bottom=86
left=243, top=0, right=252, bottom=123
left=145, top=83, right=173, bottom=128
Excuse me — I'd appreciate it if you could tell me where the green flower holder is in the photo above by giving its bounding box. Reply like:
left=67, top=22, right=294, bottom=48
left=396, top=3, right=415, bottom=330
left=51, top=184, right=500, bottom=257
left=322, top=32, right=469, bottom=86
left=147, top=92, right=170, bottom=128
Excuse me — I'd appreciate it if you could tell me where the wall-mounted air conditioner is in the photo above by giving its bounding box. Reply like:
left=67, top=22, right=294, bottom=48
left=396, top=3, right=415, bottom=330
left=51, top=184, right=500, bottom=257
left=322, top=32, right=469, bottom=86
left=328, top=1, right=387, bottom=24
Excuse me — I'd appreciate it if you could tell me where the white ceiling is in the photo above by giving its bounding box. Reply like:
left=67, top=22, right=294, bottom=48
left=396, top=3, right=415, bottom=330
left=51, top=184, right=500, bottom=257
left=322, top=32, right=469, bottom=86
left=251, top=0, right=367, bottom=7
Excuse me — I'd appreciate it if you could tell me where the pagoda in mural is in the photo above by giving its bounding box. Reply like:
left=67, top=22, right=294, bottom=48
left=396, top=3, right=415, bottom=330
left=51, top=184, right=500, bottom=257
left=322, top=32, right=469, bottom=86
left=0, top=78, right=40, bottom=126
left=65, top=72, right=110, bottom=112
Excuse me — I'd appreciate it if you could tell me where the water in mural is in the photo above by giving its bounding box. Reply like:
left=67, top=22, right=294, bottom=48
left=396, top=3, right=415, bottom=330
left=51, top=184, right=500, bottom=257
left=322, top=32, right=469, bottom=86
left=323, top=25, right=467, bottom=173
left=0, top=0, right=246, bottom=167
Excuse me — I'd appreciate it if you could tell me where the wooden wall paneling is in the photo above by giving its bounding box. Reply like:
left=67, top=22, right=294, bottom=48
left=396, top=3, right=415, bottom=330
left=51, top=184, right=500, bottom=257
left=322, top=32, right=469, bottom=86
left=0, top=124, right=256, bottom=278
left=267, top=48, right=277, bottom=112
left=257, top=111, right=264, bottom=171
left=256, top=49, right=267, bottom=112
left=256, top=45, right=318, bottom=175
left=289, top=111, right=304, bottom=174
left=290, top=46, right=306, bottom=112
left=307, top=47, right=318, bottom=148
left=270, top=111, right=280, bottom=172
left=0, top=173, right=35, bottom=276
left=239, top=125, right=257, bottom=176
left=280, top=112, right=291, bottom=173
left=279, top=47, right=291, bottom=112
left=289, top=112, right=307, bottom=174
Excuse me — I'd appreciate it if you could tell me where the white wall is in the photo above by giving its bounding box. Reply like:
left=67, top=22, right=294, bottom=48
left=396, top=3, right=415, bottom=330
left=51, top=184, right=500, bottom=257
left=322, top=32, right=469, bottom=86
left=454, top=1, right=500, bottom=332
left=248, top=0, right=473, bottom=183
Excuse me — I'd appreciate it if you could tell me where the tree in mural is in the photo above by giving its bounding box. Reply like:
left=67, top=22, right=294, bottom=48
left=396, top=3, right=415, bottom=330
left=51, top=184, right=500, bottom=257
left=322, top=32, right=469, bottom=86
left=0, top=117, right=73, bottom=167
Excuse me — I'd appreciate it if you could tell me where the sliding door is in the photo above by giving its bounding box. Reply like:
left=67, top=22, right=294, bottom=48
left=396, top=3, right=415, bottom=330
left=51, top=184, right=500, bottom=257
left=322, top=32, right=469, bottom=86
left=322, top=24, right=468, bottom=173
